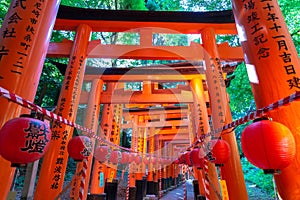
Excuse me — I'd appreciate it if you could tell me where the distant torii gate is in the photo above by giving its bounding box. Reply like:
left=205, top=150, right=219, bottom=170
left=0, top=1, right=299, bottom=200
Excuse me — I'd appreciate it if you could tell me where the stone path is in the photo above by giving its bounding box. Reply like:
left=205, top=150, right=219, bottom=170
left=161, top=179, right=194, bottom=200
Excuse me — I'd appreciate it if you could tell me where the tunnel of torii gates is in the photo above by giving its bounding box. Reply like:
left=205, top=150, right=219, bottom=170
left=0, top=0, right=300, bottom=199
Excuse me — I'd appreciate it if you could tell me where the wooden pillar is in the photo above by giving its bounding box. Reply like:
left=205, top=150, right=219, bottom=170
left=0, top=0, right=60, bottom=198
left=129, top=115, right=138, bottom=188
left=136, top=116, right=145, bottom=180
left=90, top=83, right=115, bottom=195
left=153, top=134, right=159, bottom=195
left=190, top=77, right=220, bottom=200
left=187, top=103, right=206, bottom=196
left=89, top=103, right=113, bottom=195
left=69, top=79, right=103, bottom=199
left=147, top=128, right=155, bottom=196
left=201, top=28, right=248, bottom=200
left=147, top=129, right=155, bottom=182
left=106, top=103, right=123, bottom=183
left=231, top=0, right=300, bottom=199
left=34, top=24, right=91, bottom=200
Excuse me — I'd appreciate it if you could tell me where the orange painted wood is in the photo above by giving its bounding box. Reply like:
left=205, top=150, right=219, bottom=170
left=147, top=129, right=155, bottom=182
left=0, top=0, right=60, bottom=198
left=232, top=0, right=300, bottom=199
left=90, top=103, right=114, bottom=194
left=190, top=78, right=220, bottom=198
left=202, top=28, right=248, bottom=200
left=47, top=41, right=244, bottom=61
left=34, top=24, right=91, bottom=200
left=70, top=79, right=103, bottom=199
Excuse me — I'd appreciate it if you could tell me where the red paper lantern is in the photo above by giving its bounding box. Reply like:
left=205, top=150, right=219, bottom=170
left=94, top=145, right=109, bottom=162
left=178, top=154, right=185, bottom=164
left=183, top=152, right=192, bottom=166
left=0, top=117, right=51, bottom=165
left=68, top=136, right=92, bottom=161
left=241, top=119, right=296, bottom=172
left=206, top=139, right=231, bottom=165
left=110, top=150, right=121, bottom=164
left=172, top=159, right=180, bottom=164
left=158, top=157, right=162, bottom=164
left=143, top=156, right=150, bottom=165
left=150, top=156, right=157, bottom=164
left=128, top=153, right=135, bottom=163
left=190, top=148, right=205, bottom=168
left=120, top=151, right=129, bottom=164
left=134, top=154, right=142, bottom=164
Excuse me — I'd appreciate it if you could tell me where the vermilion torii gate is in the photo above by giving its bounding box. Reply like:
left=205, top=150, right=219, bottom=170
left=0, top=1, right=299, bottom=200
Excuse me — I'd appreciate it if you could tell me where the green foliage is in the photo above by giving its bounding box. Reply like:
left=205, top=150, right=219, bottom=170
left=278, top=0, right=300, bottom=55
left=226, top=63, right=256, bottom=121
left=122, top=0, right=147, bottom=10
left=241, top=157, right=275, bottom=197
left=61, top=0, right=147, bottom=10
left=0, top=0, right=9, bottom=26
left=34, top=59, right=64, bottom=106
left=182, top=0, right=232, bottom=11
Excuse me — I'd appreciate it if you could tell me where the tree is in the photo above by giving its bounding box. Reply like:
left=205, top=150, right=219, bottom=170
left=0, top=0, right=9, bottom=25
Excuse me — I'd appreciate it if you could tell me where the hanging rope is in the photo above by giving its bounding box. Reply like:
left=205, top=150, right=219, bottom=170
left=182, top=165, right=187, bottom=200
left=159, top=165, right=162, bottom=199
left=204, top=173, right=222, bottom=200
left=78, top=158, right=88, bottom=200
left=188, top=90, right=300, bottom=149
left=203, top=158, right=210, bottom=200
left=1, top=86, right=300, bottom=156
left=126, top=164, right=130, bottom=200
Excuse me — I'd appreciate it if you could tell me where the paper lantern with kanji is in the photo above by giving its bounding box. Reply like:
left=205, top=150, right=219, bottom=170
left=67, top=136, right=92, bottom=161
left=190, top=148, right=205, bottom=168
left=94, top=145, right=109, bottom=162
left=241, top=119, right=296, bottom=173
left=0, top=117, right=51, bottom=165
left=206, top=139, right=231, bottom=165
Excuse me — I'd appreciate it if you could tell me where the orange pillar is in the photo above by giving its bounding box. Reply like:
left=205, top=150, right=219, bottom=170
left=201, top=28, right=248, bottom=200
left=34, top=24, right=91, bottom=200
left=188, top=103, right=206, bottom=196
left=231, top=0, right=300, bottom=199
left=153, top=134, right=159, bottom=194
left=89, top=103, right=113, bottom=195
left=90, top=83, right=115, bottom=195
left=129, top=115, right=138, bottom=188
left=106, top=103, right=123, bottom=182
left=70, top=79, right=103, bottom=199
left=0, top=0, right=60, bottom=198
left=136, top=116, right=145, bottom=180
left=190, top=78, right=220, bottom=200
left=147, top=129, right=155, bottom=183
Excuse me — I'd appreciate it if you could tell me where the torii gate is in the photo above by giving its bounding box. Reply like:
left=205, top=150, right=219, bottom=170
left=0, top=1, right=299, bottom=200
